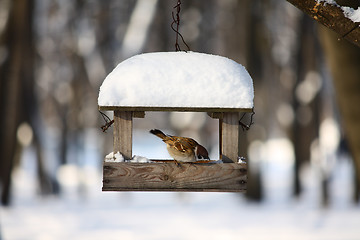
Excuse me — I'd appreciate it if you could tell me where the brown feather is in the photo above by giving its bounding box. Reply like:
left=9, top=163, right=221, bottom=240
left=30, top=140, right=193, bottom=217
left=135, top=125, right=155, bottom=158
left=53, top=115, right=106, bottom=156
left=149, top=129, right=209, bottom=162
left=149, top=129, right=167, bottom=140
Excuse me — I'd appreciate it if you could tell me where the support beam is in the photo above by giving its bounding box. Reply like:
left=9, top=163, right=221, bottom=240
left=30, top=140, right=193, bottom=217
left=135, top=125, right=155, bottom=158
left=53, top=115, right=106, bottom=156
left=113, top=111, right=133, bottom=160
left=221, top=112, right=240, bottom=163
left=133, top=111, right=145, bottom=118
left=207, top=112, right=223, bottom=119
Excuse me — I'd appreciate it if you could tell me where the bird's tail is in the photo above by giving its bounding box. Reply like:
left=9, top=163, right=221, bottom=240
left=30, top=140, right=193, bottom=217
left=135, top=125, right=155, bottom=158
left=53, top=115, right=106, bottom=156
left=149, top=129, right=167, bottom=140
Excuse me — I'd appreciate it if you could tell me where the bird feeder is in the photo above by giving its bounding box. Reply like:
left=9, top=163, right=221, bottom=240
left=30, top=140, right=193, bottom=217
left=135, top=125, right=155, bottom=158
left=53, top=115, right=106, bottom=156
left=98, top=51, right=254, bottom=192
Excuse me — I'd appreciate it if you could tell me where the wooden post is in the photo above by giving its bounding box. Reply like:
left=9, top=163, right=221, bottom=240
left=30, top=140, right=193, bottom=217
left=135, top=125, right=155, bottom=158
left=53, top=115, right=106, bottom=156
left=113, top=111, right=133, bottom=160
left=221, top=112, right=240, bottom=163
left=219, top=117, right=223, bottom=160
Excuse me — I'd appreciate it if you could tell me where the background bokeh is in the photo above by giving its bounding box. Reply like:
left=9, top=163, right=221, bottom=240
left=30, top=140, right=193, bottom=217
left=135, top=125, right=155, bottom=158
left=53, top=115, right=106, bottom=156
left=1, top=0, right=360, bottom=239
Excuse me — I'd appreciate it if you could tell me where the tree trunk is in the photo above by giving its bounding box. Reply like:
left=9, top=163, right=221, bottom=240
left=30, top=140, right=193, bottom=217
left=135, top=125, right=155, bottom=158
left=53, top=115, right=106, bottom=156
left=0, top=0, right=35, bottom=206
left=318, top=25, right=360, bottom=202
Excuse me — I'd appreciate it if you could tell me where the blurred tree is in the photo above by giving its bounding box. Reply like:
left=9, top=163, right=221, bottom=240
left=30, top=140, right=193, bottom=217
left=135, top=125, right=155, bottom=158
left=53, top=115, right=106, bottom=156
left=319, top=26, right=360, bottom=202
left=291, top=15, right=323, bottom=198
left=0, top=0, right=58, bottom=206
left=287, top=0, right=360, bottom=202
left=1, top=0, right=358, bottom=206
left=0, top=0, right=36, bottom=205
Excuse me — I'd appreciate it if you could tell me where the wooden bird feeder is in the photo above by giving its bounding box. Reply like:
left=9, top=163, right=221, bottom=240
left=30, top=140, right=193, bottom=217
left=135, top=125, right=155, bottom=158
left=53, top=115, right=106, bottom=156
left=98, top=52, right=254, bottom=192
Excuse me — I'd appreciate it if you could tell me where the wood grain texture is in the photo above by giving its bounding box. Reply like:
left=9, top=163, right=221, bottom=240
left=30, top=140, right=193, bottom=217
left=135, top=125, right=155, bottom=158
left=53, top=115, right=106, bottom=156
left=221, top=112, right=240, bottom=163
left=132, top=111, right=145, bottom=118
left=99, top=106, right=252, bottom=113
left=102, top=162, right=247, bottom=192
left=113, top=111, right=132, bottom=159
left=207, top=112, right=224, bottom=119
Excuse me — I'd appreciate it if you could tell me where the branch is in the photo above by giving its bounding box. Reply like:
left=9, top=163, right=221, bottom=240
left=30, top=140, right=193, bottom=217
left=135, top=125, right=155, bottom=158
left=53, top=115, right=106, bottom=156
left=286, top=0, right=360, bottom=47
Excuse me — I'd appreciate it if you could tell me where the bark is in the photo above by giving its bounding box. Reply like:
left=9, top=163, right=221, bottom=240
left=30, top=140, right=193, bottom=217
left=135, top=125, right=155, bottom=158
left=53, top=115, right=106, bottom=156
left=286, top=0, right=360, bottom=48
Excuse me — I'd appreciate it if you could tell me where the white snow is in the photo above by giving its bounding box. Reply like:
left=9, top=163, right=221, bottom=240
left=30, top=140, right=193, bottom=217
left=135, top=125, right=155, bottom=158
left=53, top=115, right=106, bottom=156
left=2, top=134, right=360, bottom=240
left=342, top=7, right=360, bottom=23
left=318, top=0, right=360, bottom=23
left=317, top=0, right=338, bottom=5
left=209, top=160, right=224, bottom=163
left=98, top=52, right=254, bottom=109
left=237, top=156, right=246, bottom=164
left=105, top=151, right=225, bottom=163
left=105, top=151, right=151, bottom=163
left=129, top=155, right=151, bottom=163
left=105, top=151, right=125, bottom=162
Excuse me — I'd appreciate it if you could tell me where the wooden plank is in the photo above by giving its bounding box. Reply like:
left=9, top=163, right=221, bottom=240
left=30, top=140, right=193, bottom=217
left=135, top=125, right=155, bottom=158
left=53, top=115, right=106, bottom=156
left=99, top=106, right=253, bottom=113
left=132, top=111, right=145, bottom=118
left=102, top=162, right=247, bottom=192
left=221, top=112, right=240, bottom=163
left=207, top=112, right=223, bottom=119
left=113, top=111, right=132, bottom=160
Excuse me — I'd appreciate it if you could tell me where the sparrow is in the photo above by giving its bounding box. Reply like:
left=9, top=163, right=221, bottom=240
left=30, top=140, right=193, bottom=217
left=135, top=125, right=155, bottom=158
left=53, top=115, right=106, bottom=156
left=149, top=129, right=209, bottom=162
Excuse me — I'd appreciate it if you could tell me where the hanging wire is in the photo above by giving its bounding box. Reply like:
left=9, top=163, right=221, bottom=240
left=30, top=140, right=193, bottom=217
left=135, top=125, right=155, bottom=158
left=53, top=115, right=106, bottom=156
left=99, top=1, right=190, bottom=133
left=239, top=108, right=255, bottom=131
left=171, top=0, right=190, bottom=52
left=99, top=110, right=114, bottom=132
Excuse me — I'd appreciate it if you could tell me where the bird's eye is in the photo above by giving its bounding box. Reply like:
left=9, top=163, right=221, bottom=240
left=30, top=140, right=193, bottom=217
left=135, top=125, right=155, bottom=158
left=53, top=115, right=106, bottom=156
left=197, top=155, right=202, bottom=159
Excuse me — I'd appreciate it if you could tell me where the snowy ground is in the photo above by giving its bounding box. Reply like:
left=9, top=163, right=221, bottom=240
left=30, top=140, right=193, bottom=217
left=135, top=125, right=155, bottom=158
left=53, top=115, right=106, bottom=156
left=1, top=130, right=360, bottom=240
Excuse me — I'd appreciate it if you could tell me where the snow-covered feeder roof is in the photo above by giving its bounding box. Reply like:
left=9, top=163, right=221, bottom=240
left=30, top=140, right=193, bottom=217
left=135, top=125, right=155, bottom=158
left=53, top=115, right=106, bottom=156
left=98, top=52, right=254, bottom=112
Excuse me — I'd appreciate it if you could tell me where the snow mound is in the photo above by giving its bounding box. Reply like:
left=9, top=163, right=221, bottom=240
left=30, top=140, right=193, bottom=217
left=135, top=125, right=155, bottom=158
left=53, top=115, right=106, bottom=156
left=105, top=152, right=152, bottom=163
left=98, top=52, right=254, bottom=109
left=342, top=6, right=360, bottom=22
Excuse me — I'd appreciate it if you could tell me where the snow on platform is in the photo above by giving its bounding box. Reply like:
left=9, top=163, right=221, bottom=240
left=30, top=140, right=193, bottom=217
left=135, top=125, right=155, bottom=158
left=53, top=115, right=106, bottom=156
left=98, top=52, right=254, bottom=110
